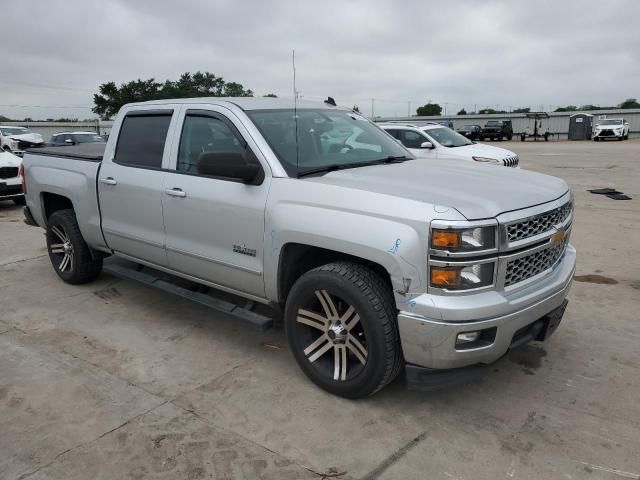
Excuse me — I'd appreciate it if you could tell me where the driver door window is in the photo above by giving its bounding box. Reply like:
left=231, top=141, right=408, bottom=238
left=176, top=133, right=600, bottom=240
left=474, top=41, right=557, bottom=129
left=400, top=130, right=425, bottom=149
left=177, top=114, right=248, bottom=177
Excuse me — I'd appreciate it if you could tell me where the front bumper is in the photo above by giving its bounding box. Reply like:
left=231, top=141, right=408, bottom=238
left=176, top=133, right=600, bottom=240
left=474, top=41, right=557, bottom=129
left=397, top=245, right=575, bottom=370
left=594, top=130, right=623, bottom=138
left=0, top=178, right=23, bottom=200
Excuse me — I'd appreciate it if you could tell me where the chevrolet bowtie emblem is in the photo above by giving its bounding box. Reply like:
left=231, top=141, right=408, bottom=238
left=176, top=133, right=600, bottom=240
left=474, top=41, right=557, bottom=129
left=551, top=227, right=566, bottom=246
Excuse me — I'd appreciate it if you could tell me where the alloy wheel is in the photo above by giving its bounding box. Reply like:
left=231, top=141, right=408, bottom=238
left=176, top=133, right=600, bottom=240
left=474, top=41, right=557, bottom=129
left=49, top=225, right=74, bottom=273
left=295, top=289, right=368, bottom=381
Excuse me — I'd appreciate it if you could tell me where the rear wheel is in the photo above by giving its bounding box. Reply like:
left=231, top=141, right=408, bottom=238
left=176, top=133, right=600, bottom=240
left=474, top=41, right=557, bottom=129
left=285, top=262, right=402, bottom=398
left=46, top=209, right=102, bottom=284
left=479, top=136, right=485, bottom=141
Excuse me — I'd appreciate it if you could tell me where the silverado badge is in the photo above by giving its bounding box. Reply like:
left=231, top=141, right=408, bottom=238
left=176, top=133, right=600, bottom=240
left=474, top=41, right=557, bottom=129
left=233, top=244, right=257, bottom=257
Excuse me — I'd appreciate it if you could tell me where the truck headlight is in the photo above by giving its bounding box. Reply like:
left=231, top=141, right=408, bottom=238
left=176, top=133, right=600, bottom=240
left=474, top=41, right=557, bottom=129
left=472, top=156, right=501, bottom=164
left=430, top=262, right=495, bottom=290
left=431, top=226, right=496, bottom=253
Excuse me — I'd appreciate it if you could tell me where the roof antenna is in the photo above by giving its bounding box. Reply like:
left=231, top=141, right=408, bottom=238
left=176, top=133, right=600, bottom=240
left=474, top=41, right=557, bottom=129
left=292, top=49, right=299, bottom=171
left=325, top=96, right=336, bottom=106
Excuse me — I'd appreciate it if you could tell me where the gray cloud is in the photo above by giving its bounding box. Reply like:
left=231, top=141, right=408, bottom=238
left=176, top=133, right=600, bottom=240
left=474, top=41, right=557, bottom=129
left=0, top=0, right=638, bottom=119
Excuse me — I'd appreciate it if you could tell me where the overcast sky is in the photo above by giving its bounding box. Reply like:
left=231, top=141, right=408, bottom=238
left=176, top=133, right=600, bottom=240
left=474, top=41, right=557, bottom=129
left=1, top=0, right=638, bottom=119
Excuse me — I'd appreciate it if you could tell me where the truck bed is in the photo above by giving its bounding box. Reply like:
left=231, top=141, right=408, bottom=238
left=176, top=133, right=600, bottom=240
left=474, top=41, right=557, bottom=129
left=28, top=143, right=106, bottom=161
left=23, top=144, right=107, bottom=250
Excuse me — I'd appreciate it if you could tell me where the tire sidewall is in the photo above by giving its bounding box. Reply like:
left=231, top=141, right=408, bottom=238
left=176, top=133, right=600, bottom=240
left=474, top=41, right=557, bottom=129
left=285, top=268, right=392, bottom=398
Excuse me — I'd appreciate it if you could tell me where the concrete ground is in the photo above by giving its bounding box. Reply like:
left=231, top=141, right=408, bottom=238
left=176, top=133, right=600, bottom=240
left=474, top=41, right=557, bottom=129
left=1, top=140, right=639, bottom=480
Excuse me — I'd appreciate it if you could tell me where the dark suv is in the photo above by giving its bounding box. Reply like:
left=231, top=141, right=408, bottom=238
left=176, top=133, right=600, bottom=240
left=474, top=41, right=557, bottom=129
left=480, top=120, right=513, bottom=141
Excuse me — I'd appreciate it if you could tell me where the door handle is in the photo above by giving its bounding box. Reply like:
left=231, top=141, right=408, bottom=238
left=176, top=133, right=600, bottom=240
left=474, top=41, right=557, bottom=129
left=100, top=177, right=117, bottom=185
left=165, top=188, right=186, bottom=198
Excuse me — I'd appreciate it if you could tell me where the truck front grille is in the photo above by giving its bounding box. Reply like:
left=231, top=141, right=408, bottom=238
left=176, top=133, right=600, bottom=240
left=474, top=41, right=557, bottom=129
left=504, top=240, right=567, bottom=287
left=0, top=167, right=19, bottom=179
left=503, top=156, right=519, bottom=167
left=507, top=201, right=572, bottom=243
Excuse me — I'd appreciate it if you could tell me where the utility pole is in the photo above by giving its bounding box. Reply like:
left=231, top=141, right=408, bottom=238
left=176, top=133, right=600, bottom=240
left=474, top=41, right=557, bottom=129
left=444, top=102, right=448, bottom=116
left=371, top=98, right=375, bottom=119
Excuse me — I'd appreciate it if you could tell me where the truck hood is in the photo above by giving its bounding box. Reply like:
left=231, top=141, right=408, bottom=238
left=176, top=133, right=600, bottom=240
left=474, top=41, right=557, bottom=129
left=443, top=142, right=515, bottom=160
left=304, top=160, right=568, bottom=220
left=8, top=133, right=44, bottom=144
left=0, top=150, right=23, bottom=167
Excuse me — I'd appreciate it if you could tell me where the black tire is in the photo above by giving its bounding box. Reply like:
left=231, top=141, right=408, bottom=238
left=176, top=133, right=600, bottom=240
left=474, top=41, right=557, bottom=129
left=520, top=135, right=526, bottom=142
left=479, top=136, right=484, bottom=141
left=284, top=261, right=402, bottom=398
left=594, top=137, right=599, bottom=142
left=46, top=209, right=102, bottom=284
left=507, top=134, right=513, bottom=141
left=13, top=196, right=26, bottom=206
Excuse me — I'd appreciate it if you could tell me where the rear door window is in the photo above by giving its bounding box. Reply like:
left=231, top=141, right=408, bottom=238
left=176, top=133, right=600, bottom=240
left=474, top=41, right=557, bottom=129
left=400, top=130, right=425, bottom=148
left=115, top=113, right=172, bottom=168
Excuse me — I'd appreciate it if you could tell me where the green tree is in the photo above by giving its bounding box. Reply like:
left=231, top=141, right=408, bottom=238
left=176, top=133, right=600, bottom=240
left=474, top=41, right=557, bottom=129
left=457, top=108, right=467, bottom=115
left=512, top=107, right=530, bottom=113
left=353, top=105, right=360, bottom=113
left=416, top=103, right=442, bottom=116
left=554, top=105, right=577, bottom=112
left=263, top=93, right=278, bottom=98
left=619, top=98, right=640, bottom=109
left=0, top=114, right=12, bottom=122
left=92, top=71, right=253, bottom=119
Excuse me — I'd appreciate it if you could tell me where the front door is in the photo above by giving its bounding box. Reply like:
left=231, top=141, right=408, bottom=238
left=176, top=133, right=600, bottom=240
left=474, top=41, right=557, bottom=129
left=98, top=110, right=175, bottom=266
left=162, top=107, right=270, bottom=298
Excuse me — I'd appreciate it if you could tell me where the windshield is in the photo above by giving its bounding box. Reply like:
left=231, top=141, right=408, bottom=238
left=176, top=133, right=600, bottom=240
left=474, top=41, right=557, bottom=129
left=74, top=134, right=105, bottom=143
left=246, top=109, right=412, bottom=176
left=1, top=127, right=30, bottom=136
left=600, top=119, right=623, bottom=125
left=459, top=125, right=476, bottom=131
left=423, top=127, right=473, bottom=147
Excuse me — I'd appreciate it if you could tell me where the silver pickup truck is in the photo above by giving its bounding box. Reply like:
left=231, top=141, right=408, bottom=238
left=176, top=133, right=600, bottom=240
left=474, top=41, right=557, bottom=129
left=22, top=98, right=575, bottom=398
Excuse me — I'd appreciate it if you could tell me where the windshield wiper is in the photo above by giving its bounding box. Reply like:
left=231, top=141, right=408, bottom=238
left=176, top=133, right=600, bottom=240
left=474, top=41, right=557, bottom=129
left=297, top=156, right=412, bottom=178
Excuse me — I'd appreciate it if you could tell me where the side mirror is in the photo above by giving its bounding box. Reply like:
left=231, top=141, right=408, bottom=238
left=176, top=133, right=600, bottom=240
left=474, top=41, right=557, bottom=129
left=420, top=141, right=434, bottom=149
left=197, top=152, right=262, bottom=184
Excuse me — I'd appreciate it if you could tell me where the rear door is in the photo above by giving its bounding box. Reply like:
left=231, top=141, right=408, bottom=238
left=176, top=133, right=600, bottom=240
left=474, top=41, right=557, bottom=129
left=98, top=108, right=177, bottom=266
left=161, top=106, right=270, bottom=298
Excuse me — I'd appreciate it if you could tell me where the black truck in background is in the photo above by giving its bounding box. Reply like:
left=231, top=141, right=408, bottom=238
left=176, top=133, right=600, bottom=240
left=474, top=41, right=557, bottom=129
left=480, top=120, right=513, bottom=141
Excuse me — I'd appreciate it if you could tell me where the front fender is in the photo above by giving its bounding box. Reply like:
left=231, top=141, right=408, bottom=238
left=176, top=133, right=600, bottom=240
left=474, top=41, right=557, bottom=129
left=265, top=202, right=430, bottom=308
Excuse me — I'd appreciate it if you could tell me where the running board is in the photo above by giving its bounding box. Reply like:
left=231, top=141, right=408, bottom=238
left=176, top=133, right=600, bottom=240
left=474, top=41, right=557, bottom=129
left=104, top=263, right=273, bottom=330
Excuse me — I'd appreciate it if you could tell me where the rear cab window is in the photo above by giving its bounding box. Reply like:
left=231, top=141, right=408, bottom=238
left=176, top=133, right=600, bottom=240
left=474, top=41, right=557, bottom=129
left=114, top=112, right=172, bottom=168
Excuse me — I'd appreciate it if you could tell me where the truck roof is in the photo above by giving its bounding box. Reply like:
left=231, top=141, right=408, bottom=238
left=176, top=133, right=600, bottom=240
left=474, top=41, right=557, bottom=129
left=126, top=97, right=347, bottom=111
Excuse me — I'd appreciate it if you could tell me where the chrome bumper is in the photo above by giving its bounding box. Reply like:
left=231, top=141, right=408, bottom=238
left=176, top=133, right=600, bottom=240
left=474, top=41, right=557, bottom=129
left=397, top=245, right=576, bottom=369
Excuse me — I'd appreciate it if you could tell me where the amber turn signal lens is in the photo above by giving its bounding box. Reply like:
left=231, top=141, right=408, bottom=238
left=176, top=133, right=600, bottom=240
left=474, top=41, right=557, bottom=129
left=432, top=230, right=461, bottom=248
left=430, top=268, right=460, bottom=287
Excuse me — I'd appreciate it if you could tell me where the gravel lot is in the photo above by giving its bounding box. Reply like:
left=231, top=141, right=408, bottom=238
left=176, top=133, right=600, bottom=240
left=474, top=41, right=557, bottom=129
left=1, top=140, right=639, bottom=480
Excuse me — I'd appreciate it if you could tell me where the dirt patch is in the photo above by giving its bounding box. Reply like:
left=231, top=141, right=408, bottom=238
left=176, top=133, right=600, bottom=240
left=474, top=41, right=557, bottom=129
left=574, top=274, right=618, bottom=285
left=508, top=345, right=547, bottom=371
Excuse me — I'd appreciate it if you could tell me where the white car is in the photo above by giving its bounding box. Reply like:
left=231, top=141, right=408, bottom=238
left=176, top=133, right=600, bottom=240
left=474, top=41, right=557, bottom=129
left=0, top=126, right=45, bottom=157
left=380, top=123, right=520, bottom=167
left=593, top=118, right=629, bottom=141
left=0, top=150, right=24, bottom=205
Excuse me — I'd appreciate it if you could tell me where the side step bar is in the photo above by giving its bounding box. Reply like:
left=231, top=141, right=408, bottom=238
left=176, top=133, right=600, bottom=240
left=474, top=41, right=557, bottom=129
left=104, top=263, right=273, bottom=330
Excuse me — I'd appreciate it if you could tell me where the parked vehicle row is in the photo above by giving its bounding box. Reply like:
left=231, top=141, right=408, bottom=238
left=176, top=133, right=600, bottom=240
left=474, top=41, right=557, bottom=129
left=0, top=150, right=25, bottom=205
left=382, top=123, right=519, bottom=167
left=22, top=97, right=574, bottom=398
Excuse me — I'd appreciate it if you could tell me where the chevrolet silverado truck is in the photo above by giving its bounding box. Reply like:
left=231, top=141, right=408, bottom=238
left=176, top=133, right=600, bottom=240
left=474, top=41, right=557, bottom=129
left=22, top=98, right=575, bottom=398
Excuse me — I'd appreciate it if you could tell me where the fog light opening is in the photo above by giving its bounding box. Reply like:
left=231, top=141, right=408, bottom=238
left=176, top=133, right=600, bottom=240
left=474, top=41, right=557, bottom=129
left=455, top=327, right=497, bottom=350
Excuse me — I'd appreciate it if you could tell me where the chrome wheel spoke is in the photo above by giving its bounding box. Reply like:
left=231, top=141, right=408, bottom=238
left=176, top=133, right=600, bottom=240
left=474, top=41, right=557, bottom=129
left=50, top=243, right=65, bottom=254
left=346, top=334, right=368, bottom=365
left=341, top=305, right=360, bottom=331
left=304, top=334, right=333, bottom=362
left=51, top=226, right=68, bottom=243
left=334, top=345, right=348, bottom=381
left=296, top=308, right=329, bottom=331
left=59, top=253, right=70, bottom=272
left=315, top=289, right=339, bottom=319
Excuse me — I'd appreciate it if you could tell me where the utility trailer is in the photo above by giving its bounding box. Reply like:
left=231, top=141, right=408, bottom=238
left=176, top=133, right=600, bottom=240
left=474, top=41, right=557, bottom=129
left=520, top=112, right=552, bottom=141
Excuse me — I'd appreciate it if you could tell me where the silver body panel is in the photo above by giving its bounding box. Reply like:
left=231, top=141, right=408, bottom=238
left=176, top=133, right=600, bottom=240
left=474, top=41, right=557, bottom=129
left=23, top=97, right=576, bottom=372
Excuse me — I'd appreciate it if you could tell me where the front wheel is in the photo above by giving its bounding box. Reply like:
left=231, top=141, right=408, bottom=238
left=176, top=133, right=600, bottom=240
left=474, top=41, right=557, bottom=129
left=285, top=262, right=402, bottom=398
left=46, top=209, right=103, bottom=284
